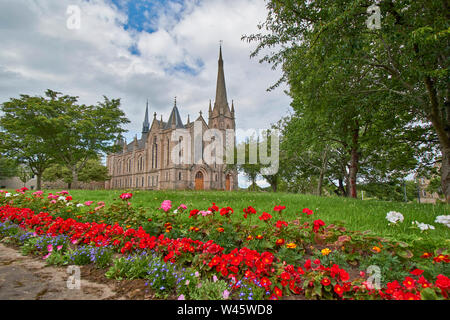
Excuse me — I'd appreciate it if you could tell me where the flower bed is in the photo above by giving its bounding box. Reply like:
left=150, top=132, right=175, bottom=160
left=0, top=188, right=448, bottom=300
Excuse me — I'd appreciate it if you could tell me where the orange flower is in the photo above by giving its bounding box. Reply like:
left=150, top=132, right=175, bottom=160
left=286, top=242, right=296, bottom=249
left=372, top=246, right=381, bottom=253
left=321, top=248, right=331, bottom=256
left=275, top=238, right=285, bottom=246
left=217, top=227, right=224, bottom=233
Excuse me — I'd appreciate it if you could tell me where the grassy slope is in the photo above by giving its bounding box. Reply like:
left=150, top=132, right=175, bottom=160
left=59, top=189, right=449, bottom=249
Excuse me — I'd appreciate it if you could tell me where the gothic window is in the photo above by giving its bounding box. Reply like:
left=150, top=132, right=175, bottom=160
left=178, top=172, right=182, bottom=180
left=167, top=139, right=170, bottom=166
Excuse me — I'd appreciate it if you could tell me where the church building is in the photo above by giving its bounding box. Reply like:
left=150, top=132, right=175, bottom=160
left=105, top=46, right=238, bottom=190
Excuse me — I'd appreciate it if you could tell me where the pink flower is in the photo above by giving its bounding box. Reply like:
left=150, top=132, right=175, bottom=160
left=119, top=193, right=133, bottom=200
left=178, top=204, right=187, bottom=210
left=59, top=190, right=69, bottom=195
left=200, top=210, right=212, bottom=217
left=160, top=200, right=172, bottom=212
left=47, top=244, right=53, bottom=253
left=32, top=191, right=43, bottom=197
left=43, top=253, right=51, bottom=260
left=177, top=294, right=185, bottom=300
left=57, top=245, right=63, bottom=251
left=84, top=201, right=94, bottom=206
left=50, top=200, right=57, bottom=204
left=222, top=290, right=230, bottom=299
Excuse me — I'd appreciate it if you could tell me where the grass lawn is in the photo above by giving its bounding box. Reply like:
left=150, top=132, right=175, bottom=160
left=48, top=189, right=449, bottom=250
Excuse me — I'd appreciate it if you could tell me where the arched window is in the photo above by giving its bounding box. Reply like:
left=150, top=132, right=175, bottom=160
left=178, top=172, right=182, bottom=180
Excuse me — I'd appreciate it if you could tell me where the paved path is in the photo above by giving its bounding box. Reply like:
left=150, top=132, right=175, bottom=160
left=0, top=243, right=119, bottom=300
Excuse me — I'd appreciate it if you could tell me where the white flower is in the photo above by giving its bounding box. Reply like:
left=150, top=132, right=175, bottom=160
left=386, top=211, right=404, bottom=224
left=413, top=221, right=435, bottom=231
left=66, top=202, right=73, bottom=206
left=76, top=203, right=84, bottom=208
left=435, top=215, right=450, bottom=228
left=58, top=196, right=67, bottom=202
left=5, top=193, right=11, bottom=198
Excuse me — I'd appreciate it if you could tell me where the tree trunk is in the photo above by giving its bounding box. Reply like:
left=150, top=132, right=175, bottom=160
left=317, top=147, right=328, bottom=196
left=442, top=146, right=450, bottom=203
left=271, top=181, right=277, bottom=192
left=71, top=169, right=78, bottom=190
left=424, top=76, right=450, bottom=203
left=348, top=124, right=360, bottom=198
left=36, top=174, right=42, bottom=190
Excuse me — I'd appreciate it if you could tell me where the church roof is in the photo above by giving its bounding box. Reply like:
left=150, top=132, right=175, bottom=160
left=163, top=99, right=185, bottom=129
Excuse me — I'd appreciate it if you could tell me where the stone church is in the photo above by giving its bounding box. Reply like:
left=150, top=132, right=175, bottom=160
left=105, top=46, right=238, bottom=191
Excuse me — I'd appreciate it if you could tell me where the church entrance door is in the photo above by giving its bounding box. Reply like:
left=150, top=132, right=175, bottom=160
left=195, top=171, right=204, bottom=190
left=225, top=174, right=231, bottom=191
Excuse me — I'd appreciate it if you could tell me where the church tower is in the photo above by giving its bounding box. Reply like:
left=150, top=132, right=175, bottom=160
left=208, top=45, right=235, bottom=131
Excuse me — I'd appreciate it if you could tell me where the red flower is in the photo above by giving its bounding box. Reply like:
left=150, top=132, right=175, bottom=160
left=313, top=219, right=325, bottom=233
left=409, top=268, right=424, bottom=276
left=260, top=277, right=272, bottom=289
left=243, top=206, right=257, bottom=219
left=273, top=205, right=286, bottom=212
left=65, top=196, right=73, bottom=201
left=334, top=284, right=344, bottom=296
left=304, top=259, right=312, bottom=270
left=259, top=212, right=272, bottom=221
left=339, top=269, right=350, bottom=282
left=321, top=277, right=331, bottom=286
left=188, top=209, right=199, bottom=218
left=275, top=220, right=288, bottom=229
left=208, top=203, right=219, bottom=212
left=219, top=207, right=234, bottom=217
left=273, top=286, right=283, bottom=297
left=275, top=238, right=285, bottom=246
left=402, top=277, right=416, bottom=290
left=302, top=208, right=313, bottom=215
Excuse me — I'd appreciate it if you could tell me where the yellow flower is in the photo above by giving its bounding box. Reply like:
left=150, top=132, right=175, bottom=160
left=286, top=242, right=296, bottom=249
left=321, top=248, right=332, bottom=256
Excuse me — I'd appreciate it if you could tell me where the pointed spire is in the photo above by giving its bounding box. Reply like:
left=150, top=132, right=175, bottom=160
left=142, top=99, right=150, bottom=133
left=163, top=97, right=184, bottom=129
left=187, top=114, right=190, bottom=124
left=214, top=44, right=228, bottom=110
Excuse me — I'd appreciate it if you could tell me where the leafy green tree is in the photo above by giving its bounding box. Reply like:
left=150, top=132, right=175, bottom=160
left=0, top=154, right=18, bottom=180
left=43, top=157, right=109, bottom=189
left=0, top=130, right=53, bottom=190
left=1, top=90, right=129, bottom=189
left=243, top=0, right=445, bottom=199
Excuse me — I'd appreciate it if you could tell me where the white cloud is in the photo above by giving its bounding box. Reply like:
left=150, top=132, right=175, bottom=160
left=0, top=0, right=291, bottom=164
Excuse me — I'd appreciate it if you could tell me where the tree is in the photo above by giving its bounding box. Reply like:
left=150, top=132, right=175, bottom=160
left=0, top=154, right=18, bottom=180
left=17, top=165, right=33, bottom=188
left=0, top=130, right=53, bottom=190
left=1, top=90, right=129, bottom=189
left=243, top=0, right=446, bottom=200
left=43, top=156, right=109, bottom=189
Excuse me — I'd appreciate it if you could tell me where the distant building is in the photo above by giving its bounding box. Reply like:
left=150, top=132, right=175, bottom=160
left=0, top=176, right=37, bottom=190
left=414, top=175, right=442, bottom=204
left=105, top=46, right=238, bottom=191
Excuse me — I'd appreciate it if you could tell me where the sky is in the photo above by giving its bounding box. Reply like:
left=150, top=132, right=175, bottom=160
left=0, top=0, right=292, bottom=188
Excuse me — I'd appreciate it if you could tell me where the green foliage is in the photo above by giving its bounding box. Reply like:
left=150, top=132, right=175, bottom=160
left=0, top=89, right=129, bottom=188
left=243, top=0, right=448, bottom=200
left=188, top=279, right=229, bottom=300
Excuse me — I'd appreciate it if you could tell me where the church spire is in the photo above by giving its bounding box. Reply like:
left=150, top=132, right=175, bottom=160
left=214, top=43, right=229, bottom=112
left=142, top=99, right=150, bottom=133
